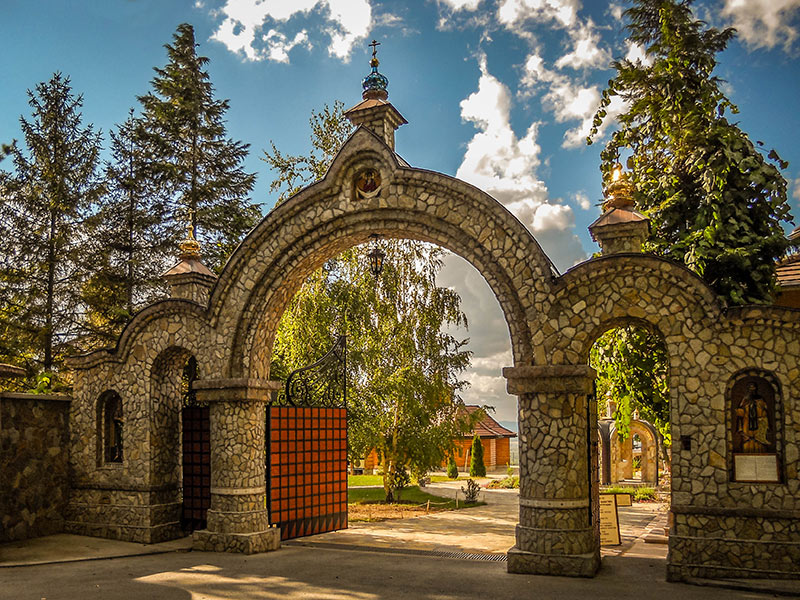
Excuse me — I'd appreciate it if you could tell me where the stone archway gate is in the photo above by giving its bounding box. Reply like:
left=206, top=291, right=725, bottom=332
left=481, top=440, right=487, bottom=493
left=63, top=94, right=800, bottom=582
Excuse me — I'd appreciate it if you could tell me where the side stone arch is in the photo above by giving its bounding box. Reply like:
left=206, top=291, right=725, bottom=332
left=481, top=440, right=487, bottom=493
left=545, top=253, right=722, bottom=365
left=66, top=303, right=223, bottom=543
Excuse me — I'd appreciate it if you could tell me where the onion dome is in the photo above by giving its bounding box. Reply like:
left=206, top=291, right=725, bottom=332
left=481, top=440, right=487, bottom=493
left=362, top=40, right=389, bottom=100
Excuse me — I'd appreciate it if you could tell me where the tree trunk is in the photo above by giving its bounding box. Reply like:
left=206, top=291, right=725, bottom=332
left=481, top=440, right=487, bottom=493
left=44, top=207, right=56, bottom=372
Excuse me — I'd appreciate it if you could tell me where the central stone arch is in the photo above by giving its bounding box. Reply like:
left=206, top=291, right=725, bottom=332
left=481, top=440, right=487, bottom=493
left=210, top=127, right=556, bottom=380
left=189, top=125, right=604, bottom=574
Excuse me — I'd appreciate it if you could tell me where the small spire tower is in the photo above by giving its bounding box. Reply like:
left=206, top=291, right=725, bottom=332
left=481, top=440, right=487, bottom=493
left=344, top=39, right=407, bottom=150
left=588, top=164, right=649, bottom=255
left=163, top=214, right=217, bottom=305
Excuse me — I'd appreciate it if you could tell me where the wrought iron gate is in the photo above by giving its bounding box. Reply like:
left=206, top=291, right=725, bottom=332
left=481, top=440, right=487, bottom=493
left=267, top=336, right=347, bottom=540
left=181, top=357, right=210, bottom=532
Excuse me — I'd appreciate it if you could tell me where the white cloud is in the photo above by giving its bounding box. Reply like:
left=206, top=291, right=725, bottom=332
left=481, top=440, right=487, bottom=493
left=624, top=41, right=651, bottom=66
left=456, top=58, right=586, bottom=270
left=498, top=0, right=579, bottom=29
left=793, top=177, right=800, bottom=203
left=437, top=256, right=517, bottom=422
left=555, top=20, right=610, bottom=70
left=210, top=0, right=371, bottom=62
left=262, top=29, right=310, bottom=63
left=438, top=0, right=482, bottom=11
left=573, top=191, right=591, bottom=210
left=521, top=50, right=626, bottom=149
left=608, top=3, right=624, bottom=21
left=721, top=0, right=800, bottom=51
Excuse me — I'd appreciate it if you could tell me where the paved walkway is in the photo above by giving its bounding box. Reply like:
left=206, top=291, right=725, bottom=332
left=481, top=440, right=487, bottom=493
left=2, top=484, right=797, bottom=598
left=290, top=482, right=668, bottom=561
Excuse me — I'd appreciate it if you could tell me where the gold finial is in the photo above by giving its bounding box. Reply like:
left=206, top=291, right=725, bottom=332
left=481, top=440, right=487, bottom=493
left=369, top=39, right=380, bottom=67
left=603, top=163, right=635, bottom=210
left=179, top=209, right=201, bottom=259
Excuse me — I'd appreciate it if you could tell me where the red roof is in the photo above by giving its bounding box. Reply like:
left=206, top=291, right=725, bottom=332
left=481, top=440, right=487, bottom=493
left=462, top=405, right=516, bottom=438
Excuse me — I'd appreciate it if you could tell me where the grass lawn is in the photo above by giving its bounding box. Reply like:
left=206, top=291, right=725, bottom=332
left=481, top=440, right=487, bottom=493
left=348, top=485, right=484, bottom=522
left=348, top=474, right=469, bottom=486
left=347, top=474, right=384, bottom=486
left=428, top=474, right=469, bottom=482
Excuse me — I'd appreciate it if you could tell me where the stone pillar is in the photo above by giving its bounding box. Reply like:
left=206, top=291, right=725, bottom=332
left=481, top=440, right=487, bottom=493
left=503, top=365, right=600, bottom=577
left=192, top=378, right=282, bottom=554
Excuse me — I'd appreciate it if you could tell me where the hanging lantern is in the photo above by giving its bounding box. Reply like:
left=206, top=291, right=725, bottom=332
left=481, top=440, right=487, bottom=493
left=367, top=234, right=385, bottom=279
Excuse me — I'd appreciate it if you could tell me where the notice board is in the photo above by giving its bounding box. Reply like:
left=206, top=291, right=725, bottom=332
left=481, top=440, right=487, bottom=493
left=599, top=494, right=621, bottom=546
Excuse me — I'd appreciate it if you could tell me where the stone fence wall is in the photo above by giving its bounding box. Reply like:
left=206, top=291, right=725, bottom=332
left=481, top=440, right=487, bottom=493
left=0, top=393, right=71, bottom=542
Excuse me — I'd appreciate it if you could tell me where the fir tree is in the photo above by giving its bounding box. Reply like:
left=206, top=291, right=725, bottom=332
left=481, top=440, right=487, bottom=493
left=469, top=434, right=486, bottom=477
left=589, top=0, right=792, bottom=305
left=82, top=110, right=172, bottom=345
left=138, top=23, right=260, bottom=271
left=0, top=73, right=102, bottom=380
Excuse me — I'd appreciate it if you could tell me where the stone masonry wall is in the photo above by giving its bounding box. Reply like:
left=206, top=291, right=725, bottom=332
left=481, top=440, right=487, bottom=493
left=61, top=122, right=800, bottom=580
left=0, top=393, right=70, bottom=542
left=547, top=255, right=800, bottom=580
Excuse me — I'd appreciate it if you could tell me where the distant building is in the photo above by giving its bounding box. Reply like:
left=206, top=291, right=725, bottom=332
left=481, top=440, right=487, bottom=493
left=775, top=226, right=800, bottom=308
left=353, top=405, right=517, bottom=474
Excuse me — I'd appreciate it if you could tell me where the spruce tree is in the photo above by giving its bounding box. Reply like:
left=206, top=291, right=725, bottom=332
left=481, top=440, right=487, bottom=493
left=469, top=435, right=486, bottom=477
left=82, top=110, right=172, bottom=345
left=589, top=0, right=792, bottom=305
left=138, top=23, right=260, bottom=271
left=0, top=73, right=102, bottom=380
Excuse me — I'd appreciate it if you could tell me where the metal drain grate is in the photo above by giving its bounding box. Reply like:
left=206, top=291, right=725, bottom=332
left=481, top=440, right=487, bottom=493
left=431, top=550, right=507, bottom=562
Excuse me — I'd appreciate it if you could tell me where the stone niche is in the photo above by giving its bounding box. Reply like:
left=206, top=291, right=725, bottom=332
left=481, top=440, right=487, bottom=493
left=728, top=373, right=782, bottom=483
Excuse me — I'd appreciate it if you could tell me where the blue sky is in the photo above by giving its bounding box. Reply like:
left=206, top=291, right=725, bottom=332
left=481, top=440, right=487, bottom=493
left=3, top=0, right=800, bottom=423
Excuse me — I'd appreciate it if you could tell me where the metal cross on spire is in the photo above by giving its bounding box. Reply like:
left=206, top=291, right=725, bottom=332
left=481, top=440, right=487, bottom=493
left=369, top=39, right=380, bottom=59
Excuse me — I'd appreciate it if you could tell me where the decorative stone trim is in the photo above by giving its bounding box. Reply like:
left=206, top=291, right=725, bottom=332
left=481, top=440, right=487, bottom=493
left=193, top=528, right=281, bottom=554
left=503, top=365, right=596, bottom=394
left=519, top=498, right=591, bottom=509
left=194, top=379, right=282, bottom=402
left=507, top=546, right=600, bottom=577
left=210, top=486, right=267, bottom=496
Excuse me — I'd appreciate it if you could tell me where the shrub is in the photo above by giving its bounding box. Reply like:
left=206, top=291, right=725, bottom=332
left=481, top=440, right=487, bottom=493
left=487, top=476, right=519, bottom=489
left=447, top=455, right=459, bottom=479
left=389, top=465, right=411, bottom=501
left=469, top=435, right=486, bottom=477
left=461, top=478, right=480, bottom=503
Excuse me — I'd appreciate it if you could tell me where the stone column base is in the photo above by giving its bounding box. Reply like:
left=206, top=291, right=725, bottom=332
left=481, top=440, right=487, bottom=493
left=507, top=545, right=600, bottom=577
left=193, top=527, right=281, bottom=554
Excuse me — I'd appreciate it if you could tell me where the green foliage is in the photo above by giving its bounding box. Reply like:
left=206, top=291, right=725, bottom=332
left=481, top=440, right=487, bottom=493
left=447, top=454, right=459, bottom=479
left=348, top=485, right=484, bottom=511
left=589, top=0, right=792, bottom=306
left=601, top=486, right=657, bottom=501
left=28, top=371, right=68, bottom=395
left=590, top=326, right=670, bottom=442
left=469, top=435, right=486, bottom=477
left=262, top=100, right=354, bottom=203
left=138, top=23, right=260, bottom=271
left=269, top=102, right=476, bottom=504
left=486, top=475, right=519, bottom=489
left=0, top=142, right=13, bottom=162
left=0, top=72, right=103, bottom=381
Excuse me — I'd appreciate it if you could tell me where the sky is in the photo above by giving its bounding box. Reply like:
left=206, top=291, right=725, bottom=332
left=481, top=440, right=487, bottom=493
left=3, top=0, right=800, bottom=425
